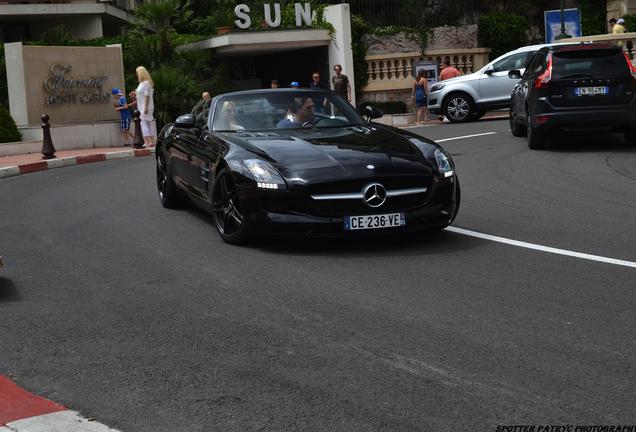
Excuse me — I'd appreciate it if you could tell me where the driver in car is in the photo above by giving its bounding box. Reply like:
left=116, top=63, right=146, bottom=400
left=277, top=98, right=315, bottom=128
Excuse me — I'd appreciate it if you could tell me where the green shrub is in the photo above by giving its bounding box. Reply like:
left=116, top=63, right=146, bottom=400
left=577, top=0, right=607, bottom=36
left=623, top=13, right=636, bottom=35
left=478, top=12, right=529, bottom=60
left=351, top=14, right=370, bottom=96
left=0, top=105, right=22, bottom=143
left=359, top=101, right=407, bottom=115
left=151, top=65, right=197, bottom=129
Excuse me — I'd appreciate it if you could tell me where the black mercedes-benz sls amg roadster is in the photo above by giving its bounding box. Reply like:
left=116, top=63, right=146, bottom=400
left=155, top=89, right=460, bottom=244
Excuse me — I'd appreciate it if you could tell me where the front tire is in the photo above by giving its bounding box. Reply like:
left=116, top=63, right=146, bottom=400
left=211, top=169, right=251, bottom=245
left=443, top=93, right=475, bottom=123
left=527, top=114, right=546, bottom=150
left=624, top=128, right=636, bottom=146
left=156, top=151, right=182, bottom=208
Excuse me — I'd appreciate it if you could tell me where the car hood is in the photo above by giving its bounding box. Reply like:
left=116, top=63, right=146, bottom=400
left=437, top=70, right=483, bottom=86
left=224, top=125, right=439, bottom=180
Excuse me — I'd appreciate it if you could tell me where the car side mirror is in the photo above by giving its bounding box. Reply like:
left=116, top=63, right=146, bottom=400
left=484, top=65, right=495, bottom=75
left=360, top=105, right=383, bottom=121
left=175, top=113, right=197, bottom=128
left=508, top=69, right=522, bottom=79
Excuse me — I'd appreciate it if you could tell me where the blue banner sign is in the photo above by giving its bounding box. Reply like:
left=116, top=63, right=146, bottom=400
left=544, top=8, right=582, bottom=43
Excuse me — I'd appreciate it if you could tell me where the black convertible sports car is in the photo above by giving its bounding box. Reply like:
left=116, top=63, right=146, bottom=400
left=156, top=89, right=460, bottom=244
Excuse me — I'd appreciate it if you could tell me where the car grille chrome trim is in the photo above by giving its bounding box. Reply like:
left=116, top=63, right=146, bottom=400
left=386, top=187, right=428, bottom=197
left=311, top=187, right=427, bottom=201
left=311, top=192, right=364, bottom=200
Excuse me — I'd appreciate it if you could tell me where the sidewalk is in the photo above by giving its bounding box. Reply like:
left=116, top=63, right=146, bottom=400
left=0, top=146, right=155, bottom=180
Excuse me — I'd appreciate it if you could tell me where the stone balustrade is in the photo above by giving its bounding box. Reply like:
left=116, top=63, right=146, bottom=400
left=554, top=31, right=636, bottom=59
left=363, top=48, right=491, bottom=93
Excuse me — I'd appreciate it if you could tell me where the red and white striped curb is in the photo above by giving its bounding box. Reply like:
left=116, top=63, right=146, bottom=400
left=0, top=375, right=121, bottom=431
left=0, top=148, right=156, bottom=180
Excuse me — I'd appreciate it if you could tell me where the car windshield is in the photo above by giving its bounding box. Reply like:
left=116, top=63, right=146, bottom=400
left=212, top=91, right=365, bottom=132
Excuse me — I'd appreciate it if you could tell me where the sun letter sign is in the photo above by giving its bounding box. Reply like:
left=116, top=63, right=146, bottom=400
left=234, top=2, right=313, bottom=29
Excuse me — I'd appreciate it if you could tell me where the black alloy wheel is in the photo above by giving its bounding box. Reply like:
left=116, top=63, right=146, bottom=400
left=509, top=106, right=527, bottom=137
left=443, top=93, right=474, bottom=123
left=211, top=169, right=250, bottom=244
left=156, top=152, right=182, bottom=208
left=526, top=114, right=545, bottom=150
left=624, top=128, right=636, bottom=146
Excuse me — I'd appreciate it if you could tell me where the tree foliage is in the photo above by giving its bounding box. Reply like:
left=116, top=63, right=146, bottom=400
left=478, top=12, right=529, bottom=60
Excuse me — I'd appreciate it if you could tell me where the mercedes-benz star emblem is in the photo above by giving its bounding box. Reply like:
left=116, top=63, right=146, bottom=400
left=363, top=183, right=387, bottom=208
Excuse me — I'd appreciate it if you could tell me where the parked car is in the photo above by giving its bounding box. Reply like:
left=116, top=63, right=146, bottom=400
left=427, top=44, right=545, bottom=122
left=155, top=89, right=460, bottom=244
left=508, top=42, right=636, bottom=149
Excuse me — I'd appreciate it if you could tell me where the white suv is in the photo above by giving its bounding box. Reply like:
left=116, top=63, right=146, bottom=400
left=428, top=44, right=546, bottom=122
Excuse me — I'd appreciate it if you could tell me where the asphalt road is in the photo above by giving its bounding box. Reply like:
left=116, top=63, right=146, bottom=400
left=1, top=119, right=635, bottom=431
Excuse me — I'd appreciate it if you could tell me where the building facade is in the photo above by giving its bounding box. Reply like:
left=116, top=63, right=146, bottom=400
left=0, top=0, right=138, bottom=42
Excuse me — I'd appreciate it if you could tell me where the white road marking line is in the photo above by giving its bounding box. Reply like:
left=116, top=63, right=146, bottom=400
left=445, top=226, right=636, bottom=269
left=6, top=411, right=121, bottom=432
left=436, top=132, right=497, bottom=142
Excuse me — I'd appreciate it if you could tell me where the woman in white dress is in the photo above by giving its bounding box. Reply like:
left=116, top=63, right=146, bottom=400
left=135, top=66, right=156, bottom=147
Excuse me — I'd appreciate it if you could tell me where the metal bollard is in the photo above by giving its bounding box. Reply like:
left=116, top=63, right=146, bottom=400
left=132, top=110, right=145, bottom=149
left=41, top=114, right=56, bottom=159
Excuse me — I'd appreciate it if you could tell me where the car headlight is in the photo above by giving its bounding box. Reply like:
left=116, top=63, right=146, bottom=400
left=434, top=149, right=454, bottom=178
left=243, top=159, right=286, bottom=190
left=430, top=83, right=445, bottom=92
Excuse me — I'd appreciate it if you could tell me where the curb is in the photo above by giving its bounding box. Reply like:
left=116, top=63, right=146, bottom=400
left=0, top=375, right=121, bottom=431
left=398, top=113, right=509, bottom=129
left=0, top=148, right=156, bottom=180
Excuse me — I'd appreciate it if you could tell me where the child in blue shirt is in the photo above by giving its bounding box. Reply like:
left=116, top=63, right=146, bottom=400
left=111, top=88, right=133, bottom=146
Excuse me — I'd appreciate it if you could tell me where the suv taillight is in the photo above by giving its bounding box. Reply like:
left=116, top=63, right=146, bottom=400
left=534, top=54, right=552, bottom=89
left=622, top=52, right=636, bottom=80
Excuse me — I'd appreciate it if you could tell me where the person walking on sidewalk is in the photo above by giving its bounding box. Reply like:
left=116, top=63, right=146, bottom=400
left=331, top=64, right=351, bottom=103
left=613, top=18, right=626, bottom=47
left=135, top=66, right=156, bottom=148
left=411, top=69, right=428, bottom=125
left=439, top=59, right=462, bottom=81
left=111, top=88, right=133, bottom=146
left=310, top=71, right=328, bottom=113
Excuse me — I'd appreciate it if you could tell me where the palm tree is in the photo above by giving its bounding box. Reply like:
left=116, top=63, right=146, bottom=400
left=134, top=0, right=192, bottom=60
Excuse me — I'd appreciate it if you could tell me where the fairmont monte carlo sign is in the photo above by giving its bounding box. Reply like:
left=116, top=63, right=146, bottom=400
left=43, top=64, right=111, bottom=105
left=233, top=2, right=315, bottom=29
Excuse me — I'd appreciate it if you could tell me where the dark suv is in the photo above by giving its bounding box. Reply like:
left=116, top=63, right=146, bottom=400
left=508, top=43, right=636, bottom=149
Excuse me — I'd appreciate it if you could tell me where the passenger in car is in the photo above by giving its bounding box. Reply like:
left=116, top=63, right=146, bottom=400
left=218, top=101, right=243, bottom=131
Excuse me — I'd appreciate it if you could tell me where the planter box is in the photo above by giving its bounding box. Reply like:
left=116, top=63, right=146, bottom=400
left=372, top=113, right=417, bottom=127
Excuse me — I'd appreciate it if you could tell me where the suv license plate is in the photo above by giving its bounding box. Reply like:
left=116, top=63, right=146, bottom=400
left=575, top=86, right=609, bottom=96
left=344, top=213, right=405, bottom=231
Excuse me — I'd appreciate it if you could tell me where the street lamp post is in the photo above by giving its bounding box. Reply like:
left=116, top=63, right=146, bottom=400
left=555, top=0, right=572, bottom=40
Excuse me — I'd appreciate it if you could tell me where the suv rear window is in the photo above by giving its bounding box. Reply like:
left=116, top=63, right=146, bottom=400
left=552, top=49, right=628, bottom=79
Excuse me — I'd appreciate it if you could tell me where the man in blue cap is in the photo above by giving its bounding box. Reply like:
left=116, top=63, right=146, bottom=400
left=290, top=81, right=300, bottom=88
left=111, top=87, right=133, bottom=146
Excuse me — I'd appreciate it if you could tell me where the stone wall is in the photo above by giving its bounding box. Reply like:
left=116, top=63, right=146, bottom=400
left=363, top=25, right=479, bottom=56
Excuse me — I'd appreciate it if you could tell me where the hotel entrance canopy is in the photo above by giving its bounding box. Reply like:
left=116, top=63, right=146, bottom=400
left=178, top=29, right=331, bottom=57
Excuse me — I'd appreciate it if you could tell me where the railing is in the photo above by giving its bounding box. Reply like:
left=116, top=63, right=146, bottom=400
left=554, top=31, right=636, bottom=59
left=363, top=48, right=491, bottom=92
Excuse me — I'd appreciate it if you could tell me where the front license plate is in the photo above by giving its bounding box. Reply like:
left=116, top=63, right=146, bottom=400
left=575, top=86, right=609, bottom=96
left=344, top=213, right=405, bottom=231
